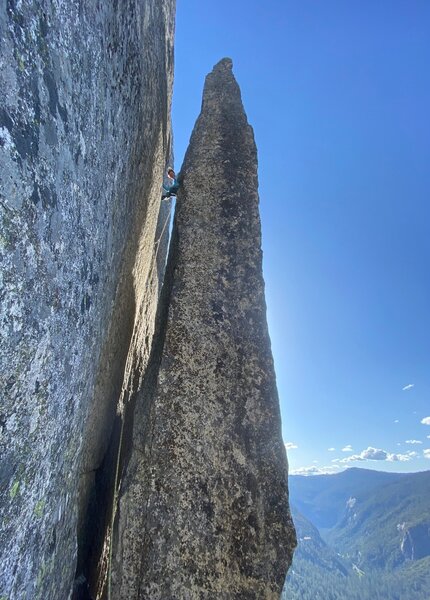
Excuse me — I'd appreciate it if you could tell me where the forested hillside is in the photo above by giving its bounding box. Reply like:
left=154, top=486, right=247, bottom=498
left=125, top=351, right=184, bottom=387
left=283, top=469, right=430, bottom=599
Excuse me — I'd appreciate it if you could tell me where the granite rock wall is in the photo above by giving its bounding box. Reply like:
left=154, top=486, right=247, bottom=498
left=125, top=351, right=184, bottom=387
left=0, top=1, right=175, bottom=598
left=112, top=58, right=296, bottom=600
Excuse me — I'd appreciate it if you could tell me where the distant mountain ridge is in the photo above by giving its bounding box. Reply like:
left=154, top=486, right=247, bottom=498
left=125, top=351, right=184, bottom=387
left=325, top=470, right=430, bottom=569
left=283, top=468, right=430, bottom=600
left=289, top=468, right=409, bottom=529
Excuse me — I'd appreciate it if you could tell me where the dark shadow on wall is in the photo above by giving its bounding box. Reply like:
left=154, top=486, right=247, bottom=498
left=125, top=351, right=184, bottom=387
left=72, top=195, right=175, bottom=600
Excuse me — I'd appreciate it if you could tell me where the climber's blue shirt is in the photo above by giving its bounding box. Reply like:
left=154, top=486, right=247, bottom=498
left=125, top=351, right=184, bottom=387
left=163, top=178, right=179, bottom=193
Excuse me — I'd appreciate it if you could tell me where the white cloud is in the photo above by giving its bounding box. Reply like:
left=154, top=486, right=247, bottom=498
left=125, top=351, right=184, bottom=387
left=291, top=465, right=341, bottom=476
left=284, top=442, right=298, bottom=450
left=405, top=440, right=423, bottom=445
left=361, top=447, right=388, bottom=460
left=387, top=451, right=418, bottom=462
left=339, top=446, right=419, bottom=464
left=427, top=435, right=430, bottom=439
left=342, top=445, right=353, bottom=452
left=394, top=419, right=399, bottom=423
left=402, top=384, right=414, bottom=391
left=421, top=417, right=430, bottom=425
left=424, top=449, right=430, bottom=459
left=290, top=466, right=320, bottom=476
left=328, top=447, right=336, bottom=452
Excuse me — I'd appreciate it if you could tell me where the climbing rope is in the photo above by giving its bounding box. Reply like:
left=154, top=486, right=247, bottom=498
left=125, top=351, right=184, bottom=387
left=106, top=200, right=173, bottom=600
left=154, top=202, right=173, bottom=261
left=107, top=395, right=126, bottom=600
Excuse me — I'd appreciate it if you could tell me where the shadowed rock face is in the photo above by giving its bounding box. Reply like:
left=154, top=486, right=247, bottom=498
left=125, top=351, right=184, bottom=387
left=0, top=2, right=175, bottom=598
left=113, top=58, right=296, bottom=599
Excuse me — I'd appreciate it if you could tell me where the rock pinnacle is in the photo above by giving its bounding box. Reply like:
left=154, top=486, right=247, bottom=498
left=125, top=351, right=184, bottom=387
left=113, top=59, right=296, bottom=599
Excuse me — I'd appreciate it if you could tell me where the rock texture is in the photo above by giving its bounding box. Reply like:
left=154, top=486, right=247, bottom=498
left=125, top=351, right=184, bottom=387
left=0, top=1, right=175, bottom=598
left=113, top=58, right=296, bottom=599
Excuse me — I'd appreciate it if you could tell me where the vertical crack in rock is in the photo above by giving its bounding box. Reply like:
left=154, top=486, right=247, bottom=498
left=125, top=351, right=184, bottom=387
left=0, top=2, right=175, bottom=599
left=81, top=195, right=174, bottom=600
left=113, top=57, right=296, bottom=599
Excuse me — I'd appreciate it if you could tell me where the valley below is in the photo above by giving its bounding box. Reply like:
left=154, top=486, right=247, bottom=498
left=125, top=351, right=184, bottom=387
left=283, top=468, right=430, bottom=600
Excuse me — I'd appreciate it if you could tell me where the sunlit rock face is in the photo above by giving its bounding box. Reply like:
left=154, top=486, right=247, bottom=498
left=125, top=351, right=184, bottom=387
left=113, top=58, right=296, bottom=600
left=0, top=1, right=175, bottom=598
left=400, top=523, right=430, bottom=561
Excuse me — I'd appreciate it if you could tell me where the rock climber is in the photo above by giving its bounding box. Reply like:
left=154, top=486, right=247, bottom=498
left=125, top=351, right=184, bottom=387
left=161, top=167, right=179, bottom=199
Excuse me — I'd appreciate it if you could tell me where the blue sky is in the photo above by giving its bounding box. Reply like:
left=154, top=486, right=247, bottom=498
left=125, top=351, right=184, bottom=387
left=172, top=1, right=430, bottom=475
